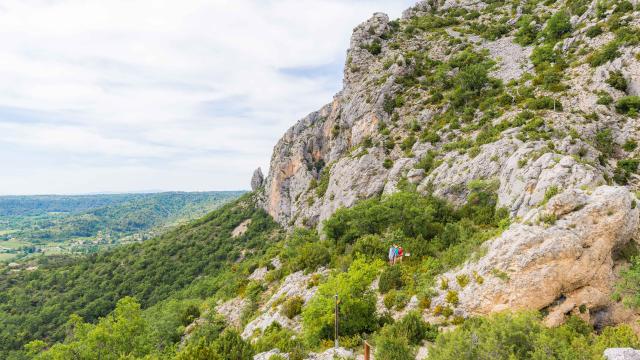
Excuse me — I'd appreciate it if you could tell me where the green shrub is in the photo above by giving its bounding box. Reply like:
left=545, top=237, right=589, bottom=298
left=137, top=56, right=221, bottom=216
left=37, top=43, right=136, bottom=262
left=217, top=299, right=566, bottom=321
left=281, top=296, right=304, bottom=319
left=396, top=311, right=438, bottom=343
left=525, top=96, right=562, bottom=111
left=456, top=274, right=469, bottom=288
left=623, top=139, right=638, bottom=151
left=614, top=0, right=634, bottom=14
left=531, top=44, right=559, bottom=66
left=429, top=312, right=639, bottom=360
left=586, top=25, right=604, bottom=38
left=543, top=185, right=559, bottom=204
left=315, top=164, right=332, bottom=197
left=595, top=128, right=615, bottom=157
left=302, top=258, right=382, bottom=345
left=614, top=159, right=640, bottom=184
left=291, top=242, right=330, bottom=272
left=589, top=41, right=621, bottom=67
left=379, top=265, right=404, bottom=293
left=374, top=325, right=414, bottom=360
left=616, top=96, right=640, bottom=116
left=543, top=11, right=572, bottom=42
left=446, top=290, right=459, bottom=305
left=597, top=91, right=614, bottom=105
left=607, top=70, right=628, bottom=92
left=213, top=329, right=254, bottom=360
left=383, top=158, right=394, bottom=169
left=353, top=234, right=388, bottom=261
left=362, top=39, right=382, bottom=55
left=254, top=323, right=304, bottom=355
left=514, top=15, right=538, bottom=45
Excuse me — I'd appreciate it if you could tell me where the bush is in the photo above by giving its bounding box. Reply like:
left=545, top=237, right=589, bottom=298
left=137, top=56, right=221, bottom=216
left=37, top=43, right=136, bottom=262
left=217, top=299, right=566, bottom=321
left=525, top=96, right=562, bottom=111
left=616, top=96, right=640, bottom=116
left=362, top=39, right=382, bottom=55
left=543, top=11, right=572, bottom=41
left=291, top=242, right=330, bottom=272
left=302, top=258, right=382, bottom=345
left=281, top=296, right=304, bottom=319
left=589, top=41, right=621, bottom=67
left=254, top=323, right=303, bottom=354
left=429, top=312, right=640, bottom=360
left=213, top=330, right=254, bottom=360
left=383, top=158, right=394, bottom=169
left=394, top=311, right=437, bottom=344
left=379, top=265, right=404, bottom=293
left=531, top=44, right=559, bottom=66
left=374, top=325, right=414, bottom=360
left=353, top=234, right=388, bottom=261
left=456, top=274, right=469, bottom=288
left=607, top=70, right=628, bottom=92
left=624, top=139, right=638, bottom=151
left=595, top=129, right=615, bottom=157
left=586, top=25, right=603, bottom=38
left=514, top=15, right=538, bottom=45
left=597, top=91, right=613, bottom=105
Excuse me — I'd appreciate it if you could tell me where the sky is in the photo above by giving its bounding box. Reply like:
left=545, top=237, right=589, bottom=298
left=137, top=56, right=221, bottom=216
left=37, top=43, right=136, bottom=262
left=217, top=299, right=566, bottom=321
left=0, top=0, right=415, bottom=195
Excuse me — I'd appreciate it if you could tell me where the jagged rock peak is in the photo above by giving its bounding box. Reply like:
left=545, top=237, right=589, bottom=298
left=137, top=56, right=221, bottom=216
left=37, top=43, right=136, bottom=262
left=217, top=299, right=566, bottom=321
left=250, top=167, right=264, bottom=191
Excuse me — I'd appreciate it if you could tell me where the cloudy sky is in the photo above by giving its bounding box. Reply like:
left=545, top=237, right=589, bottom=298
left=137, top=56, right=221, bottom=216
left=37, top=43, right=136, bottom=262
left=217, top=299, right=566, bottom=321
left=0, top=0, right=415, bottom=195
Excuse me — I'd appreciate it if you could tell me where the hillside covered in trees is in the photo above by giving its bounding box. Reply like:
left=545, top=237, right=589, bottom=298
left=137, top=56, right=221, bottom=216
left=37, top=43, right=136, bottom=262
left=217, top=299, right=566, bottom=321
left=6, top=0, right=640, bottom=358
left=0, top=191, right=242, bottom=261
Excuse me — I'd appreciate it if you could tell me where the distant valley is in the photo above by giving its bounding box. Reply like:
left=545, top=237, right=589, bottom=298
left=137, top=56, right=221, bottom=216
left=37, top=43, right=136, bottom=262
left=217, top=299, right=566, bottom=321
left=0, top=191, right=243, bottom=262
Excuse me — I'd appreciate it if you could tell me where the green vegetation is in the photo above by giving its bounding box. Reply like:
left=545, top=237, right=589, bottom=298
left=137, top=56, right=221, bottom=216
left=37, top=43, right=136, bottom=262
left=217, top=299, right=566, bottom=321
left=542, top=11, right=572, bottom=42
left=0, top=192, right=241, bottom=261
left=379, top=265, right=404, bottom=293
left=616, top=96, right=640, bottom=116
left=302, top=258, right=382, bottom=345
left=374, top=311, right=436, bottom=360
left=607, top=70, right=628, bottom=92
left=0, top=194, right=280, bottom=358
left=615, top=256, right=640, bottom=308
left=429, top=312, right=639, bottom=360
left=281, top=296, right=304, bottom=319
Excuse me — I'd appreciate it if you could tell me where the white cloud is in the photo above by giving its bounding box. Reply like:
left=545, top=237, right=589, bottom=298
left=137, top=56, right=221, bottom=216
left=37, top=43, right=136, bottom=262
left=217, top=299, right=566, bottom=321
left=0, top=0, right=415, bottom=195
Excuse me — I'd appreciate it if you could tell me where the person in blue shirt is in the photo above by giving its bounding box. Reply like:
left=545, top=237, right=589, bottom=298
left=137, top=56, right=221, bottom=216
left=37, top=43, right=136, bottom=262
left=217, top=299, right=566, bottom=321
left=388, top=245, right=395, bottom=265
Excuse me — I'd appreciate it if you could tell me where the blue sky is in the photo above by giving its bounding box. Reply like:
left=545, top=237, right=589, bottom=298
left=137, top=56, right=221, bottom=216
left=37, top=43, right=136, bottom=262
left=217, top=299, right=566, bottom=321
left=0, top=0, right=415, bottom=195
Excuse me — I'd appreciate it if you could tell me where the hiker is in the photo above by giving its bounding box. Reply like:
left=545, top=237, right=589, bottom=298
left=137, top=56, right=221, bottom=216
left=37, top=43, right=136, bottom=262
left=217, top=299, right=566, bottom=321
left=393, top=244, right=399, bottom=265
left=388, top=245, right=395, bottom=265
left=398, top=246, right=404, bottom=263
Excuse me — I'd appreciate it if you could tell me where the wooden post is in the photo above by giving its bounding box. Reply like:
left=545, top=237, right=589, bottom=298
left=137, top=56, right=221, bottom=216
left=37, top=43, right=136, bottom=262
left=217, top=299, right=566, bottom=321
left=334, top=294, right=339, bottom=348
left=364, top=341, right=371, bottom=360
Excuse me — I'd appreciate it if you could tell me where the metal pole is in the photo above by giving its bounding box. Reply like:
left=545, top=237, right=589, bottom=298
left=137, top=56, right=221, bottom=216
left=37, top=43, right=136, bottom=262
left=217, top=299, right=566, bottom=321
left=334, top=294, right=339, bottom=348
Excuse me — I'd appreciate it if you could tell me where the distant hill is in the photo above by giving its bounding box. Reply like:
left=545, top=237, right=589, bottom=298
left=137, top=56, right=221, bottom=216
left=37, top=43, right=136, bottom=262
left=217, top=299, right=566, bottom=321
left=0, top=191, right=244, bottom=261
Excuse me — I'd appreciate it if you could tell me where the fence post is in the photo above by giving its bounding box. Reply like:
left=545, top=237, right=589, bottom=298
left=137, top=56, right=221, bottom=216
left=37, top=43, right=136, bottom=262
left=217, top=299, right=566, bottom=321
left=334, top=294, right=339, bottom=349
left=364, top=341, right=371, bottom=360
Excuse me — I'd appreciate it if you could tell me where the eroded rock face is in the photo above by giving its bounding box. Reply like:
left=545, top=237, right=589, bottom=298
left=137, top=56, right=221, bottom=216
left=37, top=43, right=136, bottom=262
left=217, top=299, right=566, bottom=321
left=251, top=168, right=264, bottom=191
left=427, top=186, right=639, bottom=327
left=604, top=348, right=640, bottom=360
left=242, top=269, right=328, bottom=339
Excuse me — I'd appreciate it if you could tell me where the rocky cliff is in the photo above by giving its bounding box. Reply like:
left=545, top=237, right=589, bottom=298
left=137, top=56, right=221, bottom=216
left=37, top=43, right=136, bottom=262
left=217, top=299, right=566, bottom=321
left=254, top=0, right=640, bottom=330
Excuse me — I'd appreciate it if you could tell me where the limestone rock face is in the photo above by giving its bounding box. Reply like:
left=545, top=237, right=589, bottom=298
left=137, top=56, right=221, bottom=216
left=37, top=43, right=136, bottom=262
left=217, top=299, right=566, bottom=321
left=251, top=167, right=264, bottom=191
left=604, top=348, right=640, bottom=360
left=254, top=0, right=640, bottom=333
left=241, top=269, right=328, bottom=339
left=428, top=186, right=639, bottom=327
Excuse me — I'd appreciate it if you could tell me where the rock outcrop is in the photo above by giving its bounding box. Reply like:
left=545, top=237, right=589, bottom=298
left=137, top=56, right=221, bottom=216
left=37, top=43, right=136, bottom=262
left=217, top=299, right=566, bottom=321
left=251, top=167, right=264, bottom=191
left=242, top=269, right=328, bottom=339
left=605, top=348, right=640, bottom=360
left=253, top=0, right=640, bottom=339
left=428, top=186, right=639, bottom=327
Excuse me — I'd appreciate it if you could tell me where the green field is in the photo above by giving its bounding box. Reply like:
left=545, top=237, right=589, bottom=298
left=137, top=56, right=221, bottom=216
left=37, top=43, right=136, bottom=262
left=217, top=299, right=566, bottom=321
left=0, top=191, right=244, bottom=263
left=0, top=253, right=15, bottom=261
